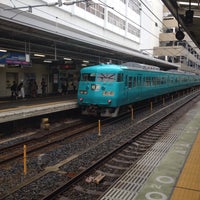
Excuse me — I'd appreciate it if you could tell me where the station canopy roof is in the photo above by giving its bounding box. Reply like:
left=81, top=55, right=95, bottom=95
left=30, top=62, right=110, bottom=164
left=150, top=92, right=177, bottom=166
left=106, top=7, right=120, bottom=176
left=0, top=3, right=179, bottom=71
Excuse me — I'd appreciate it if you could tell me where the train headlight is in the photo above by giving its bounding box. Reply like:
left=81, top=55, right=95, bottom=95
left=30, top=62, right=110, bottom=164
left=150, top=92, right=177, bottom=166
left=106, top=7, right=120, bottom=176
left=107, top=99, right=112, bottom=103
left=91, top=84, right=100, bottom=90
left=91, top=84, right=96, bottom=90
left=80, top=90, right=88, bottom=94
left=79, top=97, right=83, bottom=101
left=103, top=91, right=114, bottom=96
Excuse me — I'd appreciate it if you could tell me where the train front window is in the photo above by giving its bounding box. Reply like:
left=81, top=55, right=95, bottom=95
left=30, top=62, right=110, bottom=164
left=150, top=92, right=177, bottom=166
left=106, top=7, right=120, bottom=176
left=81, top=73, right=96, bottom=82
left=97, top=73, right=115, bottom=82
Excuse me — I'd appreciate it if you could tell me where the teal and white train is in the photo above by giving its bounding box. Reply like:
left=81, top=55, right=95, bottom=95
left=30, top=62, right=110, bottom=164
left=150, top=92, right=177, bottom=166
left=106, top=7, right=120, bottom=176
left=77, top=63, right=200, bottom=117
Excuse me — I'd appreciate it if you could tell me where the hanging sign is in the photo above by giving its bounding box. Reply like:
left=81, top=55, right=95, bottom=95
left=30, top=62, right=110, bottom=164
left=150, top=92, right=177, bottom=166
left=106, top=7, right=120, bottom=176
left=0, top=52, right=31, bottom=66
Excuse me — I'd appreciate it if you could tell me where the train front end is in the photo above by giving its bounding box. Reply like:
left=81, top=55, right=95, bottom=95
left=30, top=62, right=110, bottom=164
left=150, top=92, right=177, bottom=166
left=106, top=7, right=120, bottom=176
left=77, top=64, right=123, bottom=117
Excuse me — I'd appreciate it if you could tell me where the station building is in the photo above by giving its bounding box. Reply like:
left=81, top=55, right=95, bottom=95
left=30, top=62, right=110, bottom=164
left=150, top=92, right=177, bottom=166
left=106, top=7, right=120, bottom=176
left=0, top=0, right=172, bottom=98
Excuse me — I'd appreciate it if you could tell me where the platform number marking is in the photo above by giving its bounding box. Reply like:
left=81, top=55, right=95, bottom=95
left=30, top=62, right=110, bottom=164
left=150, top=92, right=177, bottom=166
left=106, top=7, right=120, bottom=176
left=156, top=176, right=174, bottom=184
left=145, top=176, right=174, bottom=200
left=174, top=143, right=190, bottom=155
left=145, top=192, right=167, bottom=200
left=144, top=143, right=190, bottom=200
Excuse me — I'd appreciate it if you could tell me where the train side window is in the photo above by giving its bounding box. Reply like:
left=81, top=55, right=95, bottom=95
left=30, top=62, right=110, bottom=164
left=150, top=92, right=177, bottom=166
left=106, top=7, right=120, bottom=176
left=152, top=77, right=156, bottom=85
left=161, top=77, right=166, bottom=84
left=146, top=77, right=151, bottom=86
left=128, top=77, right=132, bottom=88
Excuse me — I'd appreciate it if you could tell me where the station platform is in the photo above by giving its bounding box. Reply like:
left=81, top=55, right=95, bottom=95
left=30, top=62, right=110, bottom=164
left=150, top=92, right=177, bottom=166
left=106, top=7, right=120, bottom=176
left=0, top=95, right=78, bottom=123
left=100, top=101, right=200, bottom=200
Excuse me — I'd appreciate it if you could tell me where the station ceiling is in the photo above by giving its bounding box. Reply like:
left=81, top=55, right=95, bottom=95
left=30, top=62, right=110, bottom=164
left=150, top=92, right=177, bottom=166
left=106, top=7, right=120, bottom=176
left=0, top=2, right=181, bottom=70
left=162, top=0, right=200, bottom=49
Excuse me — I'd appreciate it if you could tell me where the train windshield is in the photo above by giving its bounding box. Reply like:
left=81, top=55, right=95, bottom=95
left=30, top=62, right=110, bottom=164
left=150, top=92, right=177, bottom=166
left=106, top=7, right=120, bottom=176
left=97, top=73, right=115, bottom=82
left=81, top=73, right=96, bottom=82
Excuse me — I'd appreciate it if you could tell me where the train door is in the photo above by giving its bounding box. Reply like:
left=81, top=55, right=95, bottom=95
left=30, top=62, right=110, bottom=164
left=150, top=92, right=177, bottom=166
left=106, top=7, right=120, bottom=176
left=127, top=76, right=133, bottom=102
left=137, top=74, right=142, bottom=100
left=124, top=74, right=128, bottom=100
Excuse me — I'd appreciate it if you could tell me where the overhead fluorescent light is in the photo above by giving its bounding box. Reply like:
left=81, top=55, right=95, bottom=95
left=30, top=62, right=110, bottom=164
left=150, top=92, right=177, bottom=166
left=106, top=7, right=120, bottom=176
left=81, top=63, right=87, bottom=66
left=34, top=53, right=45, bottom=57
left=0, top=49, right=7, bottom=52
left=83, top=60, right=89, bottom=63
left=64, top=57, right=72, bottom=60
left=177, top=2, right=198, bottom=6
left=43, top=60, right=52, bottom=63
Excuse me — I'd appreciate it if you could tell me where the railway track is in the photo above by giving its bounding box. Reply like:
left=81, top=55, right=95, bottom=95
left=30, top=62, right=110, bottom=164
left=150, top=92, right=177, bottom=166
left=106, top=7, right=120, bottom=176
left=0, top=118, right=98, bottom=165
left=1, top=91, right=199, bottom=200
left=0, top=93, right=173, bottom=165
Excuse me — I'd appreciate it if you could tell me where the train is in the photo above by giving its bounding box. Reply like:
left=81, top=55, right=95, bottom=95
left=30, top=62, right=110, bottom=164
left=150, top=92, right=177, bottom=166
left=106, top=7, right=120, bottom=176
left=77, top=62, right=200, bottom=117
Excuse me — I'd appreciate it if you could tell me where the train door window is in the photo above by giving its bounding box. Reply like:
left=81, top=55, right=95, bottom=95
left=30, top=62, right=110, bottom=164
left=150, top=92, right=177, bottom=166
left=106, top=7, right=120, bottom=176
left=137, top=75, right=142, bottom=86
left=171, top=77, right=173, bottom=84
left=143, top=77, right=146, bottom=86
left=133, top=77, right=137, bottom=86
left=157, top=77, right=161, bottom=85
left=125, top=75, right=128, bottom=86
left=167, top=76, right=170, bottom=84
left=117, top=73, right=123, bottom=82
left=128, top=77, right=132, bottom=88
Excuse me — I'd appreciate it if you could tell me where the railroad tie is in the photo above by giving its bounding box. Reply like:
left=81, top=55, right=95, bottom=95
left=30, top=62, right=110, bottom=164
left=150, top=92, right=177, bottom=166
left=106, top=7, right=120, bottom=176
left=94, top=174, right=106, bottom=184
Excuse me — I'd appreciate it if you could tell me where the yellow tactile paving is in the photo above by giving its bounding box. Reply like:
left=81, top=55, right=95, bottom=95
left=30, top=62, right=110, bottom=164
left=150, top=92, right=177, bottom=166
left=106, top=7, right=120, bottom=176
left=170, top=131, right=200, bottom=200
left=171, top=188, right=200, bottom=200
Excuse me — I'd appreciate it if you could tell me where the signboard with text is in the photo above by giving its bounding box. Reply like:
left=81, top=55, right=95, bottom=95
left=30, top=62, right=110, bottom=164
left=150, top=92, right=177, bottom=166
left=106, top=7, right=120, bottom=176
left=0, top=52, right=31, bottom=66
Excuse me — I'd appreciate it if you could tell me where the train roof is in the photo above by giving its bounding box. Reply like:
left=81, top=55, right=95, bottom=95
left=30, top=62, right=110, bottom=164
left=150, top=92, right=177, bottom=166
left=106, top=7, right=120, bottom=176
left=81, top=63, right=197, bottom=76
left=81, top=64, right=124, bottom=73
left=122, top=62, right=160, bottom=71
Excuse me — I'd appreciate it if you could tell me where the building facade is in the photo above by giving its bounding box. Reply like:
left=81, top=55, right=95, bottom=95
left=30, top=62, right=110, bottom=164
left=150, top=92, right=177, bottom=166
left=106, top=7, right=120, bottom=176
left=153, top=6, right=200, bottom=75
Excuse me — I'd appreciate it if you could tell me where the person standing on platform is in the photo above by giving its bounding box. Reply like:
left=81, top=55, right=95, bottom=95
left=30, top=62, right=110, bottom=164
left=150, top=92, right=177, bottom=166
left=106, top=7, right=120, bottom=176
left=61, top=81, right=66, bottom=95
left=10, top=81, right=18, bottom=99
left=32, top=80, right=38, bottom=97
left=41, top=78, right=47, bottom=96
left=17, top=80, right=25, bottom=98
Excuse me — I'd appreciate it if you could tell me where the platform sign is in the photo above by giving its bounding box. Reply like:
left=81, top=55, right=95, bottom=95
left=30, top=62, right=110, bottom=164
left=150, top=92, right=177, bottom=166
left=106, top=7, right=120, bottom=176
left=0, top=52, right=31, bottom=66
